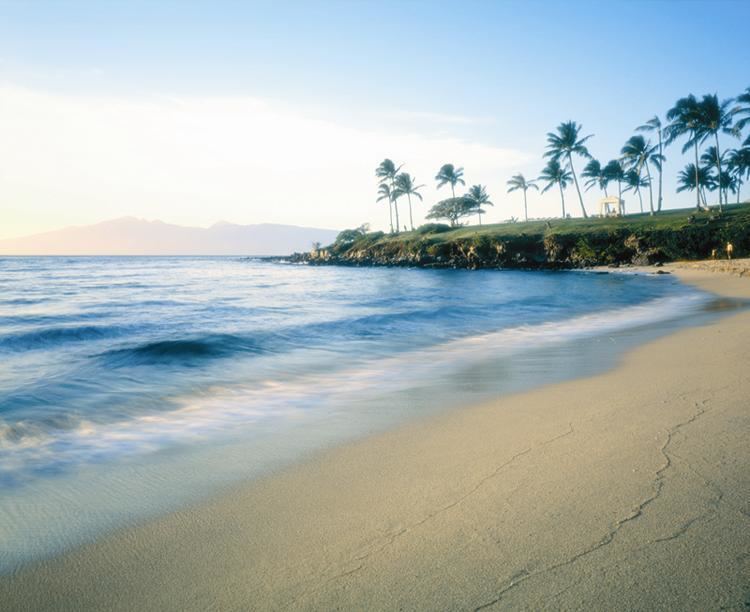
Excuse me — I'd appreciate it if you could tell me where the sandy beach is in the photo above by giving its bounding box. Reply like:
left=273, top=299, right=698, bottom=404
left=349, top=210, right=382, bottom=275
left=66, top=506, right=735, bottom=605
left=2, top=265, right=749, bottom=611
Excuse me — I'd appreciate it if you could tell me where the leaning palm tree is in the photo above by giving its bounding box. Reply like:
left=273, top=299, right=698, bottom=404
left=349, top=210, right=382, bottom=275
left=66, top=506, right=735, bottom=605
left=435, top=163, right=465, bottom=198
left=603, top=159, right=626, bottom=203
left=581, top=159, right=609, bottom=196
left=539, top=159, right=572, bottom=218
left=376, top=158, right=402, bottom=231
left=726, top=147, right=750, bottom=203
left=544, top=121, right=593, bottom=218
left=506, top=173, right=538, bottom=222
left=637, top=116, right=665, bottom=211
left=697, top=94, right=735, bottom=209
left=393, top=172, right=424, bottom=231
left=665, top=95, right=707, bottom=210
left=623, top=169, right=650, bottom=214
left=465, top=184, right=493, bottom=225
left=677, top=163, right=714, bottom=207
left=376, top=183, right=395, bottom=233
left=732, top=86, right=750, bottom=132
left=621, top=135, right=660, bottom=215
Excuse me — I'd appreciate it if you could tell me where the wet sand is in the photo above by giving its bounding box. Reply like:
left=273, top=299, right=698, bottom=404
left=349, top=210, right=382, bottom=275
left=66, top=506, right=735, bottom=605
left=2, top=266, right=749, bottom=611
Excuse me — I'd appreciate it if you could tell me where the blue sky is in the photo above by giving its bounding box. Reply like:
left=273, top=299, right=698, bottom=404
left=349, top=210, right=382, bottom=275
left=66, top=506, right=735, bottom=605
left=1, top=0, right=749, bottom=237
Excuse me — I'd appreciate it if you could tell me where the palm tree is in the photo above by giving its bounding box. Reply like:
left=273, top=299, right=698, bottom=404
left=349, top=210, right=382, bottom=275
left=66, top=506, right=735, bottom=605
left=637, top=116, right=665, bottom=211
left=726, top=147, right=750, bottom=203
left=701, top=147, right=728, bottom=205
left=465, top=184, right=493, bottom=225
left=376, top=159, right=402, bottom=232
left=697, top=94, right=735, bottom=209
left=623, top=169, right=649, bottom=214
left=621, top=135, right=660, bottom=215
left=376, top=183, right=395, bottom=232
left=665, top=95, right=707, bottom=210
left=581, top=159, right=609, bottom=196
left=732, top=86, right=750, bottom=132
left=539, top=159, right=572, bottom=218
left=435, top=164, right=465, bottom=198
left=603, top=159, right=626, bottom=203
left=677, top=163, right=713, bottom=207
left=544, top=121, right=593, bottom=218
left=506, top=173, right=538, bottom=222
left=393, top=172, right=424, bottom=231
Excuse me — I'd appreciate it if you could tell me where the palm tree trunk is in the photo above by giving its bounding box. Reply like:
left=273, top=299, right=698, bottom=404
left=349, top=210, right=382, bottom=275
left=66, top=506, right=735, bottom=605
left=523, top=189, right=528, bottom=222
left=657, top=129, right=663, bottom=212
left=693, top=140, right=702, bottom=210
left=451, top=184, right=456, bottom=199
left=388, top=200, right=394, bottom=233
left=567, top=153, right=587, bottom=218
left=390, top=179, right=400, bottom=232
left=558, top=182, right=566, bottom=218
left=645, top=164, right=654, bottom=215
left=738, top=178, right=743, bottom=204
left=714, top=132, right=724, bottom=211
left=407, top=194, right=414, bottom=231
left=636, top=187, right=643, bottom=213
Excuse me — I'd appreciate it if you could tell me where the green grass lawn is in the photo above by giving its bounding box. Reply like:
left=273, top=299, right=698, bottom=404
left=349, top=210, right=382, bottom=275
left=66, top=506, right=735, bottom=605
left=373, top=202, right=750, bottom=245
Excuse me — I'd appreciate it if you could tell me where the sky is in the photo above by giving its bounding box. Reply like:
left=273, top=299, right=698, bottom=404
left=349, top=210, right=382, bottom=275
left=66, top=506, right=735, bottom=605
left=1, top=0, right=749, bottom=239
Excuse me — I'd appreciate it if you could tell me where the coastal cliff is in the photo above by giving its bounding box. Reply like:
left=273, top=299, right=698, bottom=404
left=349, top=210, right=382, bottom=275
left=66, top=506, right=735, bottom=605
left=292, top=204, right=750, bottom=270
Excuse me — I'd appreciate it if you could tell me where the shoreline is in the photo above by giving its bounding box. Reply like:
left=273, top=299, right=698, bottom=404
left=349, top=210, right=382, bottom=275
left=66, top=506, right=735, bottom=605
left=2, top=267, right=749, bottom=610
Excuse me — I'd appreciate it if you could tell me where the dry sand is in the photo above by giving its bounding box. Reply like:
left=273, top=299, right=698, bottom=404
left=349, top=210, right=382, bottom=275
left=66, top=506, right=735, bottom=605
left=1, top=267, right=749, bottom=611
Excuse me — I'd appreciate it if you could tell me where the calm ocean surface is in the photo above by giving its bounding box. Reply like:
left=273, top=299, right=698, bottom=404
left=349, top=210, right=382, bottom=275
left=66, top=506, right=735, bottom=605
left=0, top=256, right=721, bottom=570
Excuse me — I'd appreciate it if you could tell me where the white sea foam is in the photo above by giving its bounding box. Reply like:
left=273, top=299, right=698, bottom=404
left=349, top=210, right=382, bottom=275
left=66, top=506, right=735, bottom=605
left=0, top=292, right=713, bottom=483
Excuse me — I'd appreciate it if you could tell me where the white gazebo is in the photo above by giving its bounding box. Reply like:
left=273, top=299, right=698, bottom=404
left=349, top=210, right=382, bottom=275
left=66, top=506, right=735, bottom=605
left=598, top=196, right=625, bottom=217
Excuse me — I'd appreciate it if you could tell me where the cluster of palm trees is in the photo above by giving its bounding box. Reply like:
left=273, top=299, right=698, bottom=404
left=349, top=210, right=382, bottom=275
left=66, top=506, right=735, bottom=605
left=375, top=87, right=750, bottom=230
left=375, top=160, right=494, bottom=230
left=516, top=87, right=750, bottom=219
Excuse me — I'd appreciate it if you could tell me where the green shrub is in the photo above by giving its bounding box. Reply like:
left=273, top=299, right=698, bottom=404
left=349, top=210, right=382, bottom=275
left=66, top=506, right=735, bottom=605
left=415, top=223, right=452, bottom=235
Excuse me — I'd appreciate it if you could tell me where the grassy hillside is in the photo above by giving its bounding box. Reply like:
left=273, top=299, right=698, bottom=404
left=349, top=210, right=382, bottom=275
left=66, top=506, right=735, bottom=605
left=306, top=203, right=750, bottom=269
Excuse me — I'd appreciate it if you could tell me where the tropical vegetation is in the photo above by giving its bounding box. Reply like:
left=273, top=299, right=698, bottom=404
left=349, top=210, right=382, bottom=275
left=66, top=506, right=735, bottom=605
left=370, top=85, right=750, bottom=233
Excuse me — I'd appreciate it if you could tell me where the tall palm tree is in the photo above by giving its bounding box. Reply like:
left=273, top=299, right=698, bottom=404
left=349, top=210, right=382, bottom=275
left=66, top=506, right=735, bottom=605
left=677, top=163, right=713, bottom=207
left=465, top=184, right=493, bottom=225
left=393, top=172, right=424, bottom=231
left=697, top=94, right=735, bottom=209
left=603, top=159, right=626, bottom=203
left=726, top=147, right=750, bottom=203
left=732, top=86, right=750, bottom=132
left=665, top=95, right=707, bottom=210
left=539, top=159, right=572, bottom=218
left=376, top=158, right=402, bottom=232
left=637, top=115, right=665, bottom=211
left=376, top=183, right=395, bottom=233
left=544, top=121, right=593, bottom=218
left=623, top=169, right=649, bottom=214
left=581, top=159, right=609, bottom=196
left=435, top=164, right=465, bottom=198
left=506, top=173, right=538, bottom=222
left=621, top=135, right=659, bottom=215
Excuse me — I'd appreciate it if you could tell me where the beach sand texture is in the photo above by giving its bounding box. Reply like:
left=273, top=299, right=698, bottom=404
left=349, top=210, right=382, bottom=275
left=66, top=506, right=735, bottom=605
left=1, top=268, right=748, bottom=611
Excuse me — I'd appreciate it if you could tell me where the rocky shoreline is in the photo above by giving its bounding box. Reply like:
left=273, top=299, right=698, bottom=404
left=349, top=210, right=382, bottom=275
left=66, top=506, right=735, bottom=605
left=283, top=208, right=748, bottom=271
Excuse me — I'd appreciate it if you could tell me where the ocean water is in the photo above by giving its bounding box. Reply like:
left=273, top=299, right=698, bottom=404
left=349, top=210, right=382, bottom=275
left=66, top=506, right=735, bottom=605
left=0, top=256, right=728, bottom=570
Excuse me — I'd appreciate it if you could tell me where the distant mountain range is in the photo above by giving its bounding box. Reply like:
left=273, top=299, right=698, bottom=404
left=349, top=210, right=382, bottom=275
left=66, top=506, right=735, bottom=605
left=0, top=217, right=339, bottom=256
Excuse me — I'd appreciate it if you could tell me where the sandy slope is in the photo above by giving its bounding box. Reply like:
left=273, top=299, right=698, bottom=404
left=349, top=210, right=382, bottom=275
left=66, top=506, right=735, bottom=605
left=2, top=269, right=748, bottom=611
